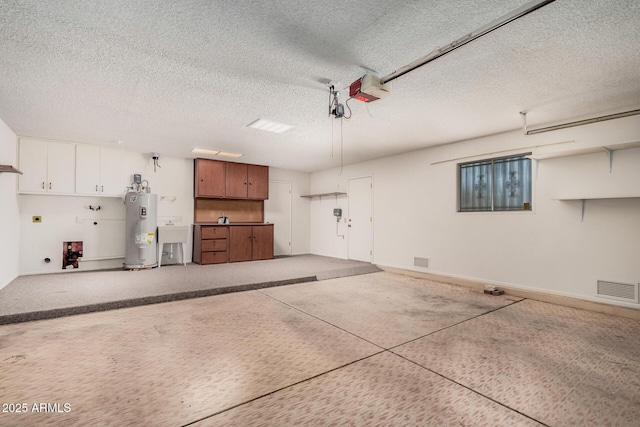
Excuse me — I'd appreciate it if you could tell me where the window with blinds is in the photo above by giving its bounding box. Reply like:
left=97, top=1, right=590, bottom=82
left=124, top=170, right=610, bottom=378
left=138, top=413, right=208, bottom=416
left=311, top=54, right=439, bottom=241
left=459, top=154, right=532, bottom=212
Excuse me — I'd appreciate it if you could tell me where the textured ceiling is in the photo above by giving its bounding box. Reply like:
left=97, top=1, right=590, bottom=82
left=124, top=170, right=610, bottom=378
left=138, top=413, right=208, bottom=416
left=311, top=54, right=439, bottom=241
left=1, top=0, right=639, bottom=172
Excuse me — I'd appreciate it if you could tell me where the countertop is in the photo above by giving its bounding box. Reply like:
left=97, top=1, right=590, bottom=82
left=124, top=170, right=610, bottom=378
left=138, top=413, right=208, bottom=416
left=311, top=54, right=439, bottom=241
left=195, top=223, right=273, bottom=226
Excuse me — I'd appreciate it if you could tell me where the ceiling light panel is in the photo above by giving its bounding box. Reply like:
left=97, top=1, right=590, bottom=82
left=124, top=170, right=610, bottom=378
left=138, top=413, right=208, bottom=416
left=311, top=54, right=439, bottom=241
left=248, top=118, right=294, bottom=133
left=216, top=152, right=244, bottom=158
left=191, top=148, right=244, bottom=158
left=191, top=148, right=220, bottom=155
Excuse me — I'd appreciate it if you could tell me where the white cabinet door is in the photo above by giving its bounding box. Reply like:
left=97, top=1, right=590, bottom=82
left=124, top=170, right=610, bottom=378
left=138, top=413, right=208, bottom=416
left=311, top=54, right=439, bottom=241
left=99, top=147, right=123, bottom=196
left=18, top=138, right=75, bottom=194
left=75, top=145, right=124, bottom=196
left=75, top=144, right=101, bottom=194
left=47, top=141, right=75, bottom=194
left=18, top=138, right=48, bottom=193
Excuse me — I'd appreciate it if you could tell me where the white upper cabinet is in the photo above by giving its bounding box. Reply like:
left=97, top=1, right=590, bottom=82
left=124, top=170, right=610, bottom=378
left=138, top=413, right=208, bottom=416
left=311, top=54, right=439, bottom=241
left=75, top=144, right=100, bottom=195
left=75, top=144, right=124, bottom=196
left=18, top=138, right=75, bottom=194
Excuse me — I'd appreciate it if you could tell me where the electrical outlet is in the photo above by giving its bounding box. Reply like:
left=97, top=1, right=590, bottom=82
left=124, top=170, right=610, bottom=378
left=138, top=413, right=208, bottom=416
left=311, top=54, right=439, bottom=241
left=32, top=216, right=42, bottom=223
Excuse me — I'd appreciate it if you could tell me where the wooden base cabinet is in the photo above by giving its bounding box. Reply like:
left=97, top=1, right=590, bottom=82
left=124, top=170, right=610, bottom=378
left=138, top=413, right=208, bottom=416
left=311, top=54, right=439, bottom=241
left=193, top=225, right=229, bottom=264
left=194, top=224, right=273, bottom=265
left=229, top=225, right=274, bottom=262
left=251, top=225, right=275, bottom=260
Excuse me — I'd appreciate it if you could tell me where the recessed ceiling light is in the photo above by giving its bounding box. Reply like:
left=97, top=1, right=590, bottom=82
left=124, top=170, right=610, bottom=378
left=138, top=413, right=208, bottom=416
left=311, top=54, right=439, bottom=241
left=191, top=148, right=220, bottom=155
left=248, top=118, right=294, bottom=133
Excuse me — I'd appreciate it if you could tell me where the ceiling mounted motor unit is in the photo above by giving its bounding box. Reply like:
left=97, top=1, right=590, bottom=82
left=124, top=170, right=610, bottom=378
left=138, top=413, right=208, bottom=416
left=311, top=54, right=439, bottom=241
left=349, top=74, right=392, bottom=102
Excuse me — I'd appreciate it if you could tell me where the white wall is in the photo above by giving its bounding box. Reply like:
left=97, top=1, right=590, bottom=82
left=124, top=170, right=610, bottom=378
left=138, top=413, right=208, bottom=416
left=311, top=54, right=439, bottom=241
left=309, top=115, right=640, bottom=308
left=18, top=147, right=194, bottom=275
left=309, top=192, right=349, bottom=259
left=0, top=118, right=19, bottom=289
left=123, top=151, right=194, bottom=266
left=265, top=168, right=311, bottom=255
left=16, top=147, right=312, bottom=274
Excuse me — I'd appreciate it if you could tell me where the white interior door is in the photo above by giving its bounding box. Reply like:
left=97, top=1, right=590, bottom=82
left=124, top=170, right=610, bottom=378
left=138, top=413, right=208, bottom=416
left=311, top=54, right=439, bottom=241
left=348, top=176, right=373, bottom=262
left=265, top=181, right=292, bottom=256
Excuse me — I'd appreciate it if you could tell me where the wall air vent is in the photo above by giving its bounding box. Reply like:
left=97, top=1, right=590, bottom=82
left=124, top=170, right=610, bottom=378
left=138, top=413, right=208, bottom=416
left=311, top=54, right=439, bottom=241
left=414, top=257, right=429, bottom=269
left=596, top=280, right=638, bottom=303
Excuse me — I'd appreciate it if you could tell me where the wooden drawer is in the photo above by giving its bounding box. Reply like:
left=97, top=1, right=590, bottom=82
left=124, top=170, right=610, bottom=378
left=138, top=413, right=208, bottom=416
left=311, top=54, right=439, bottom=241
left=201, top=251, right=228, bottom=264
left=201, top=226, right=228, bottom=239
left=202, top=239, right=227, bottom=251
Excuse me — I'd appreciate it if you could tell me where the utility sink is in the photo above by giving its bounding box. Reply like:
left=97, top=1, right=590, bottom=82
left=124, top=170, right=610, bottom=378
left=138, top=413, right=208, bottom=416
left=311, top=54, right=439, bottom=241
left=157, top=226, right=190, bottom=267
left=157, top=226, right=189, bottom=243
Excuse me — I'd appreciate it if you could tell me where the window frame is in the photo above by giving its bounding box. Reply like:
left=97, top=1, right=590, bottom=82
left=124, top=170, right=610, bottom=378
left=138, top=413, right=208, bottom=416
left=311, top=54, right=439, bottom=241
left=457, top=152, right=533, bottom=213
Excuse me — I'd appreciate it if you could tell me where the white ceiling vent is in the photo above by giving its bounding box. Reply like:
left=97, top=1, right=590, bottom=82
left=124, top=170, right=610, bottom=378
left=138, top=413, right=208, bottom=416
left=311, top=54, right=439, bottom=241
left=414, top=257, right=429, bottom=269
left=596, top=280, right=638, bottom=303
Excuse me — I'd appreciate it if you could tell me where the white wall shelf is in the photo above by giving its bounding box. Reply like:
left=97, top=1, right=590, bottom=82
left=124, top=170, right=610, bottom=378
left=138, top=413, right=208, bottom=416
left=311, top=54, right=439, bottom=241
left=554, top=194, right=640, bottom=222
left=300, top=192, right=347, bottom=198
left=0, top=165, right=22, bottom=174
left=528, top=140, right=640, bottom=172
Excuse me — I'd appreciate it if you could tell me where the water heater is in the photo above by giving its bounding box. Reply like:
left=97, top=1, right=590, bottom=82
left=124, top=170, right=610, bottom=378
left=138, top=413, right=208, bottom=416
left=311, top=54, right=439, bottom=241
left=124, top=191, right=158, bottom=269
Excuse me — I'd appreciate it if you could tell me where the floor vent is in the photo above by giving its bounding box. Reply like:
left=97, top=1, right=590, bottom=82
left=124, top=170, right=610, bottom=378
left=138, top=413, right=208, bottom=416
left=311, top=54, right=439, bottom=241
left=596, top=280, right=638, bottom=303
left=413, top=257, right=429, bottom=269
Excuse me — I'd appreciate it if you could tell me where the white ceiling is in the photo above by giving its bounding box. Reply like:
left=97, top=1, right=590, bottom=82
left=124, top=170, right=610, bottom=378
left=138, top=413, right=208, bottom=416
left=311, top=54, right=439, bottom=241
left=1, top=0, right=639, bottom=172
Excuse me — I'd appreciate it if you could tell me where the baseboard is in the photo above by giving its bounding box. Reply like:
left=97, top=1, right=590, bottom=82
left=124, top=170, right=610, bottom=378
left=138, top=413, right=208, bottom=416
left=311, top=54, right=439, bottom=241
left=378, top=265, right=640, bottom=320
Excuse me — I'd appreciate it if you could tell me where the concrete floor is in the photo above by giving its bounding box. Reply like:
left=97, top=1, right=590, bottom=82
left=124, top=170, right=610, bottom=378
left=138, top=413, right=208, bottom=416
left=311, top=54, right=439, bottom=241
left=0, top=255, right=379, bottom=324
left=1, top=271, right=638, bottom=426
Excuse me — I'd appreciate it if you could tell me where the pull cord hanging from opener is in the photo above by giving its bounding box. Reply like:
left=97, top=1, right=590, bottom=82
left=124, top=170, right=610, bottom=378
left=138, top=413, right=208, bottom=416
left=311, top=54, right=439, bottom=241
left=328, top=85, right=351, bottom=175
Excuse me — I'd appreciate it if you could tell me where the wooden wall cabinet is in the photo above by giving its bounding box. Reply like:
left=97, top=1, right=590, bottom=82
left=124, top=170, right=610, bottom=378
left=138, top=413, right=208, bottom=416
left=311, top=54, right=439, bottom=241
left=195, top=158, right=225, bottom=197
left=225, top=162, right=249, bottom=198
left=193, top=159, right=272, bottom=265
left=195, top=158, right=268, bottom=200
left=248, top=164, right=269, bottom=199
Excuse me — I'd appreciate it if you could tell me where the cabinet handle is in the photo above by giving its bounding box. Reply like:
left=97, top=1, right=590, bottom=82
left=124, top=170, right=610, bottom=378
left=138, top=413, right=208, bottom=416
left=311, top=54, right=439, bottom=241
left=101, top=185, right=104, bottom=192
left=41, top=182, right=45, bottom=189
left=49, top=182, right=52, bottom=190
left=96, top=185, right=98, bottom=192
